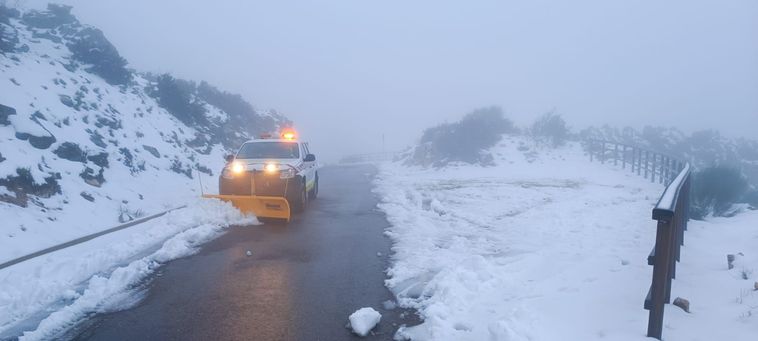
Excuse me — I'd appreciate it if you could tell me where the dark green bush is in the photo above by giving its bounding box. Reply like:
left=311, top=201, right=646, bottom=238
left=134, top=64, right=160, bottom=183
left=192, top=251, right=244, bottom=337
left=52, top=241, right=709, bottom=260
left=408, top=106, right=516, bottom=166
left=152, top=74, right=207, bottom=126
left=691, top=166, right=748, bottom=219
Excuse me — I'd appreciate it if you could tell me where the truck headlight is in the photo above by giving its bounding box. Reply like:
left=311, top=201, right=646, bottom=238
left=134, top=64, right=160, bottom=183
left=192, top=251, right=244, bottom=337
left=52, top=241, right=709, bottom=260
left=264, top=163, right=278, bottom=173
left=231, top=162, right=245, bottom=174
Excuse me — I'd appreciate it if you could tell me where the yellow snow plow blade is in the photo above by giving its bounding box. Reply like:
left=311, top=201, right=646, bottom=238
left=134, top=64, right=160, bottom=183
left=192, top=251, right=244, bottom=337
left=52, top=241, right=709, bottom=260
left=202, top=194, right=291, bottom=222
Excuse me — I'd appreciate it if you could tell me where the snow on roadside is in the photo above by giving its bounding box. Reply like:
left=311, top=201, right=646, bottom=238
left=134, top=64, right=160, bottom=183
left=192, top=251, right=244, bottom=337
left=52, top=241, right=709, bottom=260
left=0, top=198, right=257, bottom=340
left=374, top=137, right=758, bottom=340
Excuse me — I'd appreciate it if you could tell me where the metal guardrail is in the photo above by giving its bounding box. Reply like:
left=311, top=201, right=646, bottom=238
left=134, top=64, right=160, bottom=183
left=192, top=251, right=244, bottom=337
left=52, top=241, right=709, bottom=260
left=586, top=140, right=691, bottom=340
left=0, top=205, right=186, bottom=271
left=646, top=164, right=691, bottom=339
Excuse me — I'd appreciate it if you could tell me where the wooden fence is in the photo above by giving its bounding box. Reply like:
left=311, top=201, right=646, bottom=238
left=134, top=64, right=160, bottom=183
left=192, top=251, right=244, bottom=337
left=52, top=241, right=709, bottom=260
left=586, top=139, right=691, bottom=340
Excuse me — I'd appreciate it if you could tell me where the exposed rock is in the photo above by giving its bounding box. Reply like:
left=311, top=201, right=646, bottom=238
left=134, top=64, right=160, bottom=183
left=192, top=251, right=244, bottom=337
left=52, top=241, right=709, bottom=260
left=95, top=115, right=121, bottom=130
left=0, top=104, right=15, bottom=125
left=80, top=191, right=94, bottom=202
left=196, top=163, right=213, bottom=176
left=170, top=159, right=193, bottom=179
left=0, top=151, right=5, bottom=163
left=0, top=168, right=61, bottom=207
left=728, top=254, right=736, bottom=270
left=53, top=142, right=86, bottom=162
left=673, top=297, right=690, bottom=313
left=754, top=282, right=757, bottom=291
left=15, top=131, right=56, bottom=149
left=87, top=152, right=109, bottom=168
left=59, top=94, right=75, bottom=108
left=31, top=111, right=47, bottom=121
left=142, top=145, right=160, bottom=158
left=119, top=147, right=144, bottom=174
left=87, top=129, right=107, bottom=148
left=80, top=167, right=105, bottom=187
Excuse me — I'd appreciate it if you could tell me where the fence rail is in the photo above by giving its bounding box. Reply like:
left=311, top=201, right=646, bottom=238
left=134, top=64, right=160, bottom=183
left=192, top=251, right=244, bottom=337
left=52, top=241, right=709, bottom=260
left=586, top=140, right=691, bottom=340
left=586, top=139, right=685, bottom=185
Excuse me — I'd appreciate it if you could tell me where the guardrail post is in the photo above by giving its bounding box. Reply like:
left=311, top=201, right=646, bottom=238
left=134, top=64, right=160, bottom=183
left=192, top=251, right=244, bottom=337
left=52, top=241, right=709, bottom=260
left=647, top=217, right=673, bottom=339
left=651, top=154, right=657, bottom=183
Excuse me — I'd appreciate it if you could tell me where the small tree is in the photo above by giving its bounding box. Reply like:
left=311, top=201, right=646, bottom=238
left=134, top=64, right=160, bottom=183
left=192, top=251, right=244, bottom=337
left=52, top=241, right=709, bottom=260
left=530, top=111, right=568, bottom=147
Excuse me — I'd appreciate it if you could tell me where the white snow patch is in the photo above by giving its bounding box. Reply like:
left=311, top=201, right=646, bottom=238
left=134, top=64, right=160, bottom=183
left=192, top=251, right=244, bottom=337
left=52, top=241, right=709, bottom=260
left=0, top=199, right=257, bottom=340
left=349, top=307, right=382, bottom=337
left=375, top=138, right=758, bottom=340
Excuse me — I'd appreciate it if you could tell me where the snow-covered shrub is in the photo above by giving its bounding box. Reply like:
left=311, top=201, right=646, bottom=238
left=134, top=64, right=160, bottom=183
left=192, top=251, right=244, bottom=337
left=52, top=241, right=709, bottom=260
left=530, top=111, right=569, bottom=147
left=691, top=166, right=748, bottom=219
left=405, top=106, right=516, bottom=167
left=117, top=205, right=145, bottom=223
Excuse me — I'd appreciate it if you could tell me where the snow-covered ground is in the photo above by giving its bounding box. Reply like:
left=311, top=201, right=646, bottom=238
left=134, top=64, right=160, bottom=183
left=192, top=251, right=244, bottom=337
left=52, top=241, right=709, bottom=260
left=0, top=6, right=286, bottom=264
left=375, top=137, right=758, bottom=340
left=0, top=198, right=256, bottom=340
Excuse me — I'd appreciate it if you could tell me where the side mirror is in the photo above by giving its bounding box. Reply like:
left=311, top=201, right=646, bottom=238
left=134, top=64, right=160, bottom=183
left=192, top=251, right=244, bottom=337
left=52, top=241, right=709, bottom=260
left=304, top=154, right=316, bottom=162
left=224, top=154, right=234, bottom=163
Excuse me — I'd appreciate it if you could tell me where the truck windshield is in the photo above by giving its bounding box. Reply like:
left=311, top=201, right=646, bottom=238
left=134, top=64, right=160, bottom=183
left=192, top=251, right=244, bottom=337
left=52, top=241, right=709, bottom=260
left=236, top=142, right=300, bottom=159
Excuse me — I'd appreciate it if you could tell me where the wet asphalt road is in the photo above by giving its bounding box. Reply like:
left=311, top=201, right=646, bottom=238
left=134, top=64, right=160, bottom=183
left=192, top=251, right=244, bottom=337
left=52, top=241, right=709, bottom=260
left=68, top=164, right=417, bottom=341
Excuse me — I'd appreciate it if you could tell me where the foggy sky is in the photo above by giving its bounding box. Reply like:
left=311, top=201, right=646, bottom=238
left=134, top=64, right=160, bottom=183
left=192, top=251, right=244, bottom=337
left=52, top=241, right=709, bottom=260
left=24, top=0, right=758, bottom=161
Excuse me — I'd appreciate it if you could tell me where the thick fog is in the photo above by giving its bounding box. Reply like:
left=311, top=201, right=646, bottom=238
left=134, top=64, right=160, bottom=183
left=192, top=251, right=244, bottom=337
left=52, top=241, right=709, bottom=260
left=23, top=0, right=758, bottom=161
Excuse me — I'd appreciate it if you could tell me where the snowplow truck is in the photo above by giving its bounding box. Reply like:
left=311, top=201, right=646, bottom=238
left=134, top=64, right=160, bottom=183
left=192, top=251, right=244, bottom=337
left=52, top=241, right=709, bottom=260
left=203, top=131, right=318, bottom=222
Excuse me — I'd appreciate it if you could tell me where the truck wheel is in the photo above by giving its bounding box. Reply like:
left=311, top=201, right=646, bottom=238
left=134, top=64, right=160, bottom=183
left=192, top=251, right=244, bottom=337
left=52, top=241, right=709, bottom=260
left=308, top=173, right=319, bottom=200
left=291, top=181, right=307, bottom=213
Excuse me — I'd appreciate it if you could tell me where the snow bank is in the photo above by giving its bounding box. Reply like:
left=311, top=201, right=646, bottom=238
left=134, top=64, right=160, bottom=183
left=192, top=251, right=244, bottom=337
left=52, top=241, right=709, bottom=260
left=375, top=137, right=758, bottom=340
left=0, top=198, right=257, bottom=340
left=349, top=307, right=382, bottom=337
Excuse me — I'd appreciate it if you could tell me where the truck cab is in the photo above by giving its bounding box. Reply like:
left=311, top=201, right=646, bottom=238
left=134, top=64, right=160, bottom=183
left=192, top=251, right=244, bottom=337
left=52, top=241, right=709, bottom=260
left=219, top=131, right=318, bottom=213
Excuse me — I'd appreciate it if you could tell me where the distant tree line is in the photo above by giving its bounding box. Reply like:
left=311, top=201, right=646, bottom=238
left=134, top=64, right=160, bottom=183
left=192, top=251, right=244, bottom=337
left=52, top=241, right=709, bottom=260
left=146, top=74, right=290, bottom=151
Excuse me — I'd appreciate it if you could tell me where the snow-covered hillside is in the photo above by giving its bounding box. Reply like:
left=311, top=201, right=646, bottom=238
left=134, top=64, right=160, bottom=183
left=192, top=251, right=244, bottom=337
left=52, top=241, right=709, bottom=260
left=375, top=137, right=758, bottom=340
left=0, top=5, right=287, bottom=261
